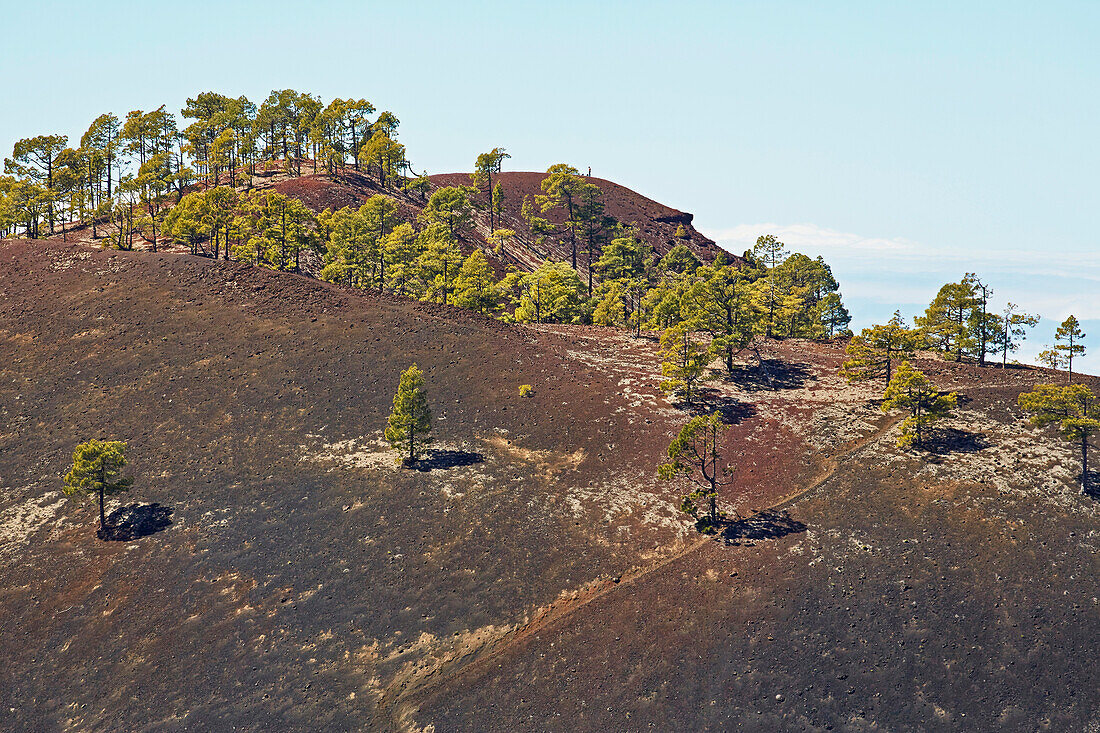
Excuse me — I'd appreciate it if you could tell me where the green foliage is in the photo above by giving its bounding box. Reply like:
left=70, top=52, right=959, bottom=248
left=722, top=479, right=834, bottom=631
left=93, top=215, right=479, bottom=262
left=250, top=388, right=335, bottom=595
left=416, top=224, right=464, bottom=305
left=384, top=364, right=433, bottom=466
left=1054, top=315, right=1087, bottom=381
left=999, top=303, right=1039, bottom=367
left=231, top=189, right=317, bottom=269
left=537, top=164, right=585, bottom=268
left=881, top=361, right=958, bottom=449
left=658, top=324, right=710, bottom=404
left=489, top=228, right=516, bottom=257
left=751, top=234, right=789, bottom=337
left=472, top=147, right=510, bottom=231
left=916, top=275, right=979, bottom=361
left=452, top=250, right=503, bottom=315
left=501, top=260, right=587, bottom=324
left=840, top=311, right=921, bottom=386
left=358, top=130, right=405, bottom=187
left=682, top=259, right=757, bottom=373
left=659, top=244, right=701, bottom=276
left=63, top=439, right=134, bottom=536
left=1018, top=382, right=1100, bottom=492
left=658, top=412, right=733, bottom=527
left=422, top=185, right=474, bottom=238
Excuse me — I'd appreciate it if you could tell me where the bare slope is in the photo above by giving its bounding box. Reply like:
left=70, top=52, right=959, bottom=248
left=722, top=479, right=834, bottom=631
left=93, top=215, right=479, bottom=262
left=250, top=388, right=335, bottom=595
left=1, top=241, right=1098, bottom=732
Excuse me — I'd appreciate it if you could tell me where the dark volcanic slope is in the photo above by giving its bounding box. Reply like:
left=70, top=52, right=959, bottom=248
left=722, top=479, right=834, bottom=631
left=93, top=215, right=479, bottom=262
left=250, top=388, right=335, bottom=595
left=0, top=241, right=721, bottom=731
left=2, top=241, right=1099, bottom=732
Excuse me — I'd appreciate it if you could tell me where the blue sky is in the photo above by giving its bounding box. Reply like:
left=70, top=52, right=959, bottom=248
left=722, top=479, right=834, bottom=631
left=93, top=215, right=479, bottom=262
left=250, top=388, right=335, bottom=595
left=2, top=1, right=1096, bottom=370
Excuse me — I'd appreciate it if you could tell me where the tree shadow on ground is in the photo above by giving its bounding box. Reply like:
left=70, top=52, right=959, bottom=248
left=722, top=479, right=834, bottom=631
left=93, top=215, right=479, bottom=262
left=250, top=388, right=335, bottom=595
left=718, top=509, right=807, bottom=544
left=1084, top=472, right=1100, bottom=501
left=98, top=502, right=173, bottom=541
left=676, top=388, right=757, bottom=425
left=414, top=449, right=485, bottom=472
left=924, top=428, right=990, bottom=455
left=722, top=358, right=814, bottom=392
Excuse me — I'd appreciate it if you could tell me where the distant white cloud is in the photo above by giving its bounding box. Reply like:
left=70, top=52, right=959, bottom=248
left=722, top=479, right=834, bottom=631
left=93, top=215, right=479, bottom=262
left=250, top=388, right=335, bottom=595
left=700, top=222, right=1100, bottom=374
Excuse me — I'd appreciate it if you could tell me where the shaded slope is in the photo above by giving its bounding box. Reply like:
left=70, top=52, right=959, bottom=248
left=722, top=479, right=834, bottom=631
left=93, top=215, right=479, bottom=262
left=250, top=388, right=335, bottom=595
left=0, top=240, right=778, bottom=731
left=412, top=344, right=1100, bottom=731
left=1, top=241, right=1098, bottom=732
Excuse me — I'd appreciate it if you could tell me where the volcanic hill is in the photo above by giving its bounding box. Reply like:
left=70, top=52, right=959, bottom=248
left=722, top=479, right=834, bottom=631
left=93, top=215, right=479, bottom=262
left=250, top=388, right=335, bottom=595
left=1, top=240, right=1098, bottom=731
left=266, top=168, right=726, bottom=275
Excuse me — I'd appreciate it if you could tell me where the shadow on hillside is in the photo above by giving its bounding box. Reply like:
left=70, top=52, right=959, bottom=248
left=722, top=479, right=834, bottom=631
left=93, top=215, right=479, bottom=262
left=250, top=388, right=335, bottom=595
left=924, top=428, right=989, bottom=455
left=98, top=503, right=173, bottom=541
left=1084, top=472, right=1100, bottom=501
left=720, top=509, right=807, bottom=544
left=679, top=388, right=757, bottom=424
left=724, top=359, right=814, bottom=392
left=414, top=449, right=485, bottom=472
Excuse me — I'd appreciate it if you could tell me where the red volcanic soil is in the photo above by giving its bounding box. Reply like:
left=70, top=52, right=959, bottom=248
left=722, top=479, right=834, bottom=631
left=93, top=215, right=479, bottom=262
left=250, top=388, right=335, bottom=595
left=1, top=240, right=1098, bottom=731
left=45, top=168, right=735, bottom=283
left=430, top=171, right=728, bottom=269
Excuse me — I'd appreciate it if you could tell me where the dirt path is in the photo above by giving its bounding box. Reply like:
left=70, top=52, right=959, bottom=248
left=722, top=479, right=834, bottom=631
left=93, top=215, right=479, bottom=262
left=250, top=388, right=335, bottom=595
left=375, top=410, right=905, bottom=730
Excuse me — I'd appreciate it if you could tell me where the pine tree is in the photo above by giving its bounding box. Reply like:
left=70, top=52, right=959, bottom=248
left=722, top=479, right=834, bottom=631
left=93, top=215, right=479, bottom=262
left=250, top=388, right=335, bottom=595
left=471, top=147, right=509, bottom=231
left=536, top=164, right=584, bottom=269
left=1019, top=383, right=1099, bottom=494
left=451, top=250, right=502, bottom=315
left=751, top=234, right=789, bottom=338
left=421, top=186, right=474, bottom=239
left=658, top=324, right=710, bottom=404
left=658, top=412, right=734, bottom=530
left=416, top=224, right=463, bottom=304
left=384, top=364, right=433, bottom=466
left=5, top=134, right=68, bottom=235
left=841, top=311, right=921, bottom=386
left=63, top=439, right=134, bottom=538
left=1054, top=315, right=1086, bottom=383
left=881, top=361, right=957, bottom=449
left=916, top=275, right=978, bottom=361
left=1000, top=303, right=1039, bottom=368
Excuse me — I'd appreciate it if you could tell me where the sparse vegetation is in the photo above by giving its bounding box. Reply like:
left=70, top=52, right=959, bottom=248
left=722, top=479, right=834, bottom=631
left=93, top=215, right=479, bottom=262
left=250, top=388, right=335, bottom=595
left=384, top=364, right=433, bottom=466
left=880, top=361, right=957, bottom=449
left=658, top=412, right=734, bottom=531
left=63, top=439, right=134, bottom=538
left=1054, top=315, right=1087, bottom=383
left=840, top=311, right=921, bottom=386
left=1018, top=382, right=1099, bottom=493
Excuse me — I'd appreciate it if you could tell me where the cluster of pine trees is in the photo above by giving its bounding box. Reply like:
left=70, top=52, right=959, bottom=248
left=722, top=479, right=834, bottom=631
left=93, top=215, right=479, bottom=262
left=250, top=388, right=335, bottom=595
left=304, top=164, right=854, bottom=348
left=840, top=272, right=1093, bottom=459
left=842, top=272, right=1088, bottom=381
left=0, top=89, right=414, bottom=245
left=3, top=91, right=853, bottom=357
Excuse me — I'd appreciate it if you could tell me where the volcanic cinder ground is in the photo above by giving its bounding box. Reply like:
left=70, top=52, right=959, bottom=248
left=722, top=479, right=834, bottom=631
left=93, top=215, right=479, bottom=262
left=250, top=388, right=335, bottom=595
left=0, top=240, right=1097, bottom=732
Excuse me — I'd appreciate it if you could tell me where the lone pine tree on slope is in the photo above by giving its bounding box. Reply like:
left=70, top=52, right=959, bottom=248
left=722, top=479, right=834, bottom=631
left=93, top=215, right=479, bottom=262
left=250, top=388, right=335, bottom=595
left=1019, top=383, right=1099, bottom=494
left=658, top=412, right=735, bottom=531
left=1054, top=315, right=1087, bottom=383
left=881, top=361, right=957, bottom=450
left=63, top=439, right=133, bottom=539
left=385, top=364, right=433, bottom=466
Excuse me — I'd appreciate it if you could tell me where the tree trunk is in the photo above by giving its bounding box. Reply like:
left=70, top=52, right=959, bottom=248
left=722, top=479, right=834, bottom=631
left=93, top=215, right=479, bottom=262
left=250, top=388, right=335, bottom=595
left=98, top=463, right=107, bottom=534
left=1082, top=436, right=1089, bottom=494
